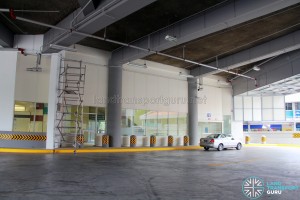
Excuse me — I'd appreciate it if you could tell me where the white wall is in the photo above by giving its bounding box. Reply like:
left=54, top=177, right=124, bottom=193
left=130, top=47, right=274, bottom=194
left=64, top=46, right=110, bottom=107
left=198, top=85, right=222, bottom=121
left=245, top=132, right=300, bottom=145
left=234, top=95, right=285, bottom=121
left=231, top=121, right=243, bottom=142
left=11, top=44, right=235, bottom=134
left=0, top=51, right=18, bottom=131
left=15, top=53, right=51, bottom=103
left=222, top=87, right=233, bottom=116
left=122, top=60, right=189, bottom=112
left=14, top=35, right=44, bottom=54
left=197, top=77, right=233, bottom=121
left=285, top=93, right=300, bottom=103
left=122, top=70, right=188, bottom=113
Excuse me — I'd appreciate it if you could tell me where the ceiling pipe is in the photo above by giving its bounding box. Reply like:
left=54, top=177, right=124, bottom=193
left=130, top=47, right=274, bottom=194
left=14, top=15, right=255, bottom=80
left=229, top=55, right=279, bottom=82
left=70, top=0, right=93, bottom=27
left=39, top=0, right=124, bottom=52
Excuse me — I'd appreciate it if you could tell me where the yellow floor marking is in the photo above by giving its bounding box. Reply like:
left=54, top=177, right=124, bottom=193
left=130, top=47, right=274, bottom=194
left=245, top=144, right=300, bottom=148
left=0, top=146, right=201, bottom=154
left=0, top=143, right=299, bottom=154
left=0, top=148, right=53, bottom=154
left=208, top=158, right=261, bottom=167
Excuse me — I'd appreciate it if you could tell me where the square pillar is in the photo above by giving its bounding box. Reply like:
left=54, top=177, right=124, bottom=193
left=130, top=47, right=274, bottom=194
left=46, top=53, right=60, bottom=149
left=0, top=51, right=18, bottom=131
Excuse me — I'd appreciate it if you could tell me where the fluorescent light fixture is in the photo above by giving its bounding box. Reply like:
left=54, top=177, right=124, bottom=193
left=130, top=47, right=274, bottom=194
left=127, top=62, right=147, bottom=69
left=15, top=105, right=25, bottom=112
left=49, top=44, right=77, bottom=52
left=26, top=67, right=42, bottom=72
left=179, top=72, right=194, bottom=78
left=253, top=65, right=260, bottom=71
left=165, top=35, right=177, bottom=42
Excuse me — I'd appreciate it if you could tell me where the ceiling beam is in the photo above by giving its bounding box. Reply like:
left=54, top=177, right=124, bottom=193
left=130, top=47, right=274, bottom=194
left=78, top=0, right=102, bottom=16
left=0, top=23, right=13, bottom=47
left=110, top=0, right=300, bottom=66
left=43, top=0, right=157, bottom=53
left=232, top=49, right=300, bottom=96
left=191, top=30, right=300, bottom=77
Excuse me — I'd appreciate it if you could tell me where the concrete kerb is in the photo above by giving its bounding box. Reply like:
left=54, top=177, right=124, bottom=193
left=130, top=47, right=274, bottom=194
left=1, top=144, right=300, bottom=154
left=0, top=146, right=201, bottom=154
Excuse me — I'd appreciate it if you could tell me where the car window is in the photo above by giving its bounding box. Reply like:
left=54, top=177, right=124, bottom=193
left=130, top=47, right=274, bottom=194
left=206, top=134, right=220, bottom=139
left=221, top=134, right=226, bottom=138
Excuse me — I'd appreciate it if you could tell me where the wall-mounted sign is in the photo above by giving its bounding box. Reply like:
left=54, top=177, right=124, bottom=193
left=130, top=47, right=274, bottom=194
left=207, top=113, right=211, bottom=118
left=295, top=110, right=300, bottom=118
left=286, top=110, right=293, bottom=119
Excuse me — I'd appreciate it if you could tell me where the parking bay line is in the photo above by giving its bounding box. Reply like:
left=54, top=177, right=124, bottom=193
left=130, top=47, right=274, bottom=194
left=207, top=158, right=262, bottom=167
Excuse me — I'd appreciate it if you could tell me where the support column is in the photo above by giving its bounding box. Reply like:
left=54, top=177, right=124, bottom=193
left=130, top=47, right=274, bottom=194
left=46, top=53, right=60, bottom=149
left=188, top=77, right=199, bottom=145
left=106, top=64, right=122, bottom=147
left=0, top=51, right=18, bottom=131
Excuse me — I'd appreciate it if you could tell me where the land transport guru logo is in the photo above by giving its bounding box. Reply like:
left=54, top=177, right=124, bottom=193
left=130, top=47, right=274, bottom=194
left=242, top=176, right=299, bottom=199
left=242, top=176, right=264, bottom=199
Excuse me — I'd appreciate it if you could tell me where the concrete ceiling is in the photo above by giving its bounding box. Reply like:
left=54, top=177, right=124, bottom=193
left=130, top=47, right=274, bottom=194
left=144, top=4, right=300, bottom=70
left=77, top=0, right=225, bottom=51
left=0, top=0, right=80, bottom=34
left=0, top=0, right=299, bottom=80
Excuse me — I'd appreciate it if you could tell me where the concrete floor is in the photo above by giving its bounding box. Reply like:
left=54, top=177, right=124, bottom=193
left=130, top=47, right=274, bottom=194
left=0, top=147, right=300, bottom=200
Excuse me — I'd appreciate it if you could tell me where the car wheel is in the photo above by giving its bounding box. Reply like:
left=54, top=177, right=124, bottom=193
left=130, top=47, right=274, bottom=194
left=217, top=144, right=224, bottom=151
left=204, top=147, right=209, bottom=151
left=236, top=143, right=242, bottom=150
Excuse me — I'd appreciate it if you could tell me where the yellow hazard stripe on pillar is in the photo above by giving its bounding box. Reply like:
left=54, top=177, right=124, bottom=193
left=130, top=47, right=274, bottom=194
left=0, top=134, right=46, bottom=141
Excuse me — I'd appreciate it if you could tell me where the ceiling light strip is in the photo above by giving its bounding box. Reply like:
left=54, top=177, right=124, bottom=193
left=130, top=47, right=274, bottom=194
left=14, top=15, right=255, bottom=80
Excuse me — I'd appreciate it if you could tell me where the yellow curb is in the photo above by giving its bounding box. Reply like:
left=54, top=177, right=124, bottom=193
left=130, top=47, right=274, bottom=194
left=245, top=144, right=300, bottom=148
left=0, top=148, right=54, bottom=154
left=0, top=146, right=201, bottom=154
left=54, top=146, right=202, bottom=154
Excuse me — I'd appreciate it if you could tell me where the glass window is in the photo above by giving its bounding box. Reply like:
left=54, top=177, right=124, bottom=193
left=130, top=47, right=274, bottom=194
left=133, top=110, right=146, bottom=136
left=243, top=125, right=248, bottom=132
left=168, top=112, right=178, bottom=136
left=296, top=103, right=300, bottom=110
left=199, top=122, right=222, bottom=135
left=285, top=103, right=292, bottom=110
left=13, top=101, right=47, bottom=132
left=158, top=111, right=169, bottom=136
left=296, top=123, right=300, bottom=131
left=145, top=111, right=157, bottom=136
left=178, top=113, right=188, bottom=136
left=97, top=107, right=106, bottom=134
left=121, top=109, right=133, bottom=136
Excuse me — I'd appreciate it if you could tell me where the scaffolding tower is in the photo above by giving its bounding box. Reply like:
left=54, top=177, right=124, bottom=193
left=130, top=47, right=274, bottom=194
left=56, top=59, right=86, bottom=151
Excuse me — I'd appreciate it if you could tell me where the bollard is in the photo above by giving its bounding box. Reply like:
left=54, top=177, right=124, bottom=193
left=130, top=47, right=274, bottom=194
left=122, top=135, right=130, bottom=147
left=261, top=135, right=266, bottom=144
left=95, top=134, right=102, bottom=147
left=168, top=135, right=174, bottom=147
left=184, top=136, right=189, bottom=146
left=102, top=135, right=109, bottom=148
left=150, top=135, right=156, bottom=147
left=76, top=134, right=84, bottom=148
left=245, top=136, right=250, bottom=144
left=130, top=135, right=137, bottom=147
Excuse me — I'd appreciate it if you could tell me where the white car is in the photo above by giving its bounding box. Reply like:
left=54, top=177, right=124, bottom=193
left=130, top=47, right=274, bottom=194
left=200, top=133, right=242, bottom=151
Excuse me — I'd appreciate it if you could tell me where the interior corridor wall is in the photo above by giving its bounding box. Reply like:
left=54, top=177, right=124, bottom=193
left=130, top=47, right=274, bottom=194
left=197, top=78, right=232, bottom=122
left=64, top=46, right=110, bottom=108
left=122, top=68, right=188, bottom=113
left=15, top=53, right=51, bottom=103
